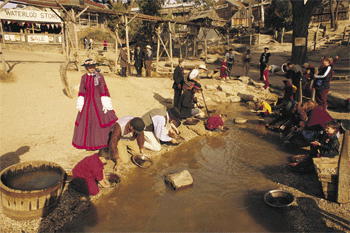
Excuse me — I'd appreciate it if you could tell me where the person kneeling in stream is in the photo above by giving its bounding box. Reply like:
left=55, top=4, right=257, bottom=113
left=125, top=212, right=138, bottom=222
left=177, top=82, right=202, bottom=119
left=205, top=114, right=228, bottom=131
left=72, top=147, right=112, bottom=195
left=141, top=108, right=182, bottom=151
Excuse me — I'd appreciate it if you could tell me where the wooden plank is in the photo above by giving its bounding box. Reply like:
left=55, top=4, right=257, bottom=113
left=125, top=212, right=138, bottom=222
left=337, top=130, right=349, bottom=204
left=319, top=173, right=338, bottom=183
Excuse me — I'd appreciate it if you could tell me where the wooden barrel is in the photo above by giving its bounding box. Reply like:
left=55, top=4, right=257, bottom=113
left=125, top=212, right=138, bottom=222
left=0, top=161, right=65, bottom=220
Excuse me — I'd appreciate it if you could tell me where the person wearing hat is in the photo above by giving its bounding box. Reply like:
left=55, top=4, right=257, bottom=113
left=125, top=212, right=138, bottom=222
left=241, top=49, right=252, bottom=76
left=144, top=45, right=153, bottom=77
left=259, top=47, right=271, bottom=80
left=119, top=44, right=128, bottom=77
left=225, top=48, right=235, bottom=78
left=141, top=108, right=181, bottom=151
left=172, top=59, right=186, bottom=108
left=108, top=117, right=146, bottom=170
left=177, top=82, right=202, bottom=119
left=187, top=64, right=207, bottom=85
left=134, top=45, right=144, bottom=77
left=72, top=59, right=118, bottom=151
left=286, top=62, right=303, bottom=101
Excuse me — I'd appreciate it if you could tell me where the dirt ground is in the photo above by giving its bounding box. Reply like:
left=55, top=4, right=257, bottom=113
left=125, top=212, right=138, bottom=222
left=0, top=23, right=349, bottom=232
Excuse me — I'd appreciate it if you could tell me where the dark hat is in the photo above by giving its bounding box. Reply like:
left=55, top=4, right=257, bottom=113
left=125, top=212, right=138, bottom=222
left=229, top=48, right=233, bottom=51
left=264, top=47, right=269, bottom=50
left=130, top=117, right=145, bottom=134
left=81, top=59, right=99, bottom=66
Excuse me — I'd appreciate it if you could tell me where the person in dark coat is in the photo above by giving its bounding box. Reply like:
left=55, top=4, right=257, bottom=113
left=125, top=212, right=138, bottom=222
left=310, top=120, right=340, bottom=158
left=286, top=62, right=303, bottom=101
left=119, top=44, right=128, bottom=77
left=134, top=45, right=144, bottom=77
left=172, top=59, right=186, bottom=108
left=177, top=82, right=201, bottom=119
left=314, top=57, right=333, bottom=110
left=259, top=47, right=270, bottom=80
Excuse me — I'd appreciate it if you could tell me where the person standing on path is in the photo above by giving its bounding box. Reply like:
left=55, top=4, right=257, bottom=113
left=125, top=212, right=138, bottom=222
left=172, top=59, right=186, bottom=108
left=259, top=47, right=270, bottom=80
left=286, top=62, right=303, bottom=101
left=225, top=49, right=235, bottom=78
left=134, top=45, right=144, bottom=77
left=314, top=57, right=333, bottom=110
left=119, top=44, right=128, bottom=77
left=242, top=49, right=252, bottom=76
left=72, top=59, right=118, bottom=150
left=83, top=37, right=88, bottom=50
left=103, top=39, right=107, bottom=50
left=144, top=45, right=153, bottom=77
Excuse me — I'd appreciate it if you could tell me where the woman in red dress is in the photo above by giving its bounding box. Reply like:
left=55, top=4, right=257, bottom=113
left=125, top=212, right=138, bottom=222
left=72, top=59, right=118, bottom=150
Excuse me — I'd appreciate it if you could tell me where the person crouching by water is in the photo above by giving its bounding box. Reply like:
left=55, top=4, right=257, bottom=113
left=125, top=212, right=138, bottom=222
left=173, top=59, right=186, bottom=108
left=72, top=59, right=118, bottom=150
left=205, top=114, right=228, bottom=131
left=141, top=108, right=182, bottom=151
left=177, top=82, right=202, bottom=119
left=72, top=147, right=112, bottom=195
left=108, top=117, right=145, bottom=170
left=186, top=64, right=207, bottom=86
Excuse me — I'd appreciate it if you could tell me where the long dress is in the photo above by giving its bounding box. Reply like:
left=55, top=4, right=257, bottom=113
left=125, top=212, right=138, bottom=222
left=72, top=73, right=118, bottom=150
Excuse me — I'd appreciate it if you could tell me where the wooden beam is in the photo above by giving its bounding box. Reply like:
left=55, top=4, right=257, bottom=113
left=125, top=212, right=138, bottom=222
left=76, top=6, right=90, bottom=19
left=125, top=15, right=131, bottom=75
left=169, top=22, right=173, bottom=72
left=0, top=0, right=10, bottom=9
left=337, top=130, right=349, bottom=204
left=156, top=24, right=161, bottom=74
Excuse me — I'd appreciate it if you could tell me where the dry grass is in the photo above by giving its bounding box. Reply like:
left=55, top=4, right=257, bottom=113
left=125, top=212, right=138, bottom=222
left=0, top=71, right=17, bottom=83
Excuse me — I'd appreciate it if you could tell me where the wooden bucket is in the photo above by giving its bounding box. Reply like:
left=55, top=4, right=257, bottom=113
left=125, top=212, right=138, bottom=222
left=0, top=161, right=65, bottom=220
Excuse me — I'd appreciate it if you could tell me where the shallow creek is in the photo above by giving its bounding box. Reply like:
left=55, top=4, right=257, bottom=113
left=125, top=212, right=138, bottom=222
left=68, top=103, right=298, bottom=232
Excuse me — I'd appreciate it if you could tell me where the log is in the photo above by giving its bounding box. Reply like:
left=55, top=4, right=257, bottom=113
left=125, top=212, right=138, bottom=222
left=337, top=130, right=349, bottom=204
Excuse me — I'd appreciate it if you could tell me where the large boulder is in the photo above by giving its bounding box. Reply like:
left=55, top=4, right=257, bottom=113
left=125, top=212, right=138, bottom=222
left=238, top=93, right=259, bottom=102
left=205, top=84, right=218, bottom=91
left=165, top=170, right=194, bottom=190
left=218, top=84, right=238, bottom=96
left=238, top=76, right=254, bottom=85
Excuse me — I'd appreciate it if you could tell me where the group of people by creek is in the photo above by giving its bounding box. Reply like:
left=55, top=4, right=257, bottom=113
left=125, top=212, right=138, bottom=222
left=69, top=44, right=343, bottom=195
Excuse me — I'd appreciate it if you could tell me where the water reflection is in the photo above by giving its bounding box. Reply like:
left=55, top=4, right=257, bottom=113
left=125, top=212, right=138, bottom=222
left=68, top=113, right=300, bottom=232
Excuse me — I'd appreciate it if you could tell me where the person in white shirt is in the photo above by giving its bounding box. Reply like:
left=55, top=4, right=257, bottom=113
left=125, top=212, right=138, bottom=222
left=141, top=108, right=181, bottom=151
left=187, top=64, right=207, bottom=85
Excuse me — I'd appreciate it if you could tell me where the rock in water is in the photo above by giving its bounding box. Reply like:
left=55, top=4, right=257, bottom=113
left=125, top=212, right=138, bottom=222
left=165, top=170, right=193, bottom=190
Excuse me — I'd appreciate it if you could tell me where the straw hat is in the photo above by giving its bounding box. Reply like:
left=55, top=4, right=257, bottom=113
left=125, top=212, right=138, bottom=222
left=198, top=64, right=207, bottom=70
left=146, top=45, right=151, bottom=49
left=81, top=59, right=98, bottom=66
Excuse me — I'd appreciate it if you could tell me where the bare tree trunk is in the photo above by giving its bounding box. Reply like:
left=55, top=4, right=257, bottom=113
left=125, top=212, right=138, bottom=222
left=290, top=0, right=322, bottom=64
left=330, top=0, right=335, bottom=28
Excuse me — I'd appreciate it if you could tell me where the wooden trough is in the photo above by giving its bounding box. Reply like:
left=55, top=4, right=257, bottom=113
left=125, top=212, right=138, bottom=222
left=313, top=131, right=349, bottom=203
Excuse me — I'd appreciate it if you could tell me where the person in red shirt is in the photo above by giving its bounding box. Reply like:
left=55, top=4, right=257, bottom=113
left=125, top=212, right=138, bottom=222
left=205, top=114, right=228, bottom=131
left=72, top=147, right=112, bottom=195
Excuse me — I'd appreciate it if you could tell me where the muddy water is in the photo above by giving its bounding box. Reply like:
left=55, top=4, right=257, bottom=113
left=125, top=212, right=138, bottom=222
left=4, top=169, right=62, bottom=191
left=69, top=104, right=297, bottom=232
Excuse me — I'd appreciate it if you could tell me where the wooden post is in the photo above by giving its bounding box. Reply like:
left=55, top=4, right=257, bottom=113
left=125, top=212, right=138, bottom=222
left=156, top=24, right=161, bottom=74
left=169, top=22, right=173, bottom=72
left=193, top=28, right=197, bottom=58
left=0, top=21, right=6, bottom=73
left=281, top=27, right=285, bottom=44
left=115, top=26, right=120, bottom=73
left=71, top=10, right=81, bottom=72
left=125, top=15, right=131, bottom=75
left=248, top=0, right=252, bottom=46
left=337, top=130, right=349, bottom=204
left=314, top=23, right=320, bottom=51
left=298, top=79, right=303, bottom=103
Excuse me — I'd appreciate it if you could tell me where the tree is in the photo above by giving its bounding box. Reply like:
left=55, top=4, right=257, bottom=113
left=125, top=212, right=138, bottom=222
left=290, top=0, right=322, bottom=64
left=265, top=0, right=292, bottom=32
